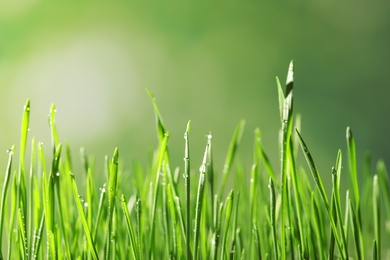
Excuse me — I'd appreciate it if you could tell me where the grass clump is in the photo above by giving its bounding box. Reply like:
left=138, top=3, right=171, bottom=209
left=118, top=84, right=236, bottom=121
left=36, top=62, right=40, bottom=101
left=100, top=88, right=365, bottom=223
left=1, top=61, right=390, bottom=259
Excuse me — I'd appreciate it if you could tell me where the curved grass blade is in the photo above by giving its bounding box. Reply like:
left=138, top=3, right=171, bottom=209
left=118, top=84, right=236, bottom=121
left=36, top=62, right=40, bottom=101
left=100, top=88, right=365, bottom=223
left=295, top=129, right=345, bottom=259
left=254, top=128, right=276, bottom=182
left=0, top=145, right=15, bottom=258
left=219, top=119, right=245, bottom=197
left=121, top=194, right=139, bottom=260
left=68, top=170, right=99, bottom=260
left=146, top=89, right=167, bottom=142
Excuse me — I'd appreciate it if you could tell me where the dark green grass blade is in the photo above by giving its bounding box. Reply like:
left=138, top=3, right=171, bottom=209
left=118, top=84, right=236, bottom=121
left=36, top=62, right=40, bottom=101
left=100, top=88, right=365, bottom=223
left=219, top=119, right=245, bottom=197
left=373, top=239, right=378, bottom=260
left=0, top=145, right=15, bottom=258
left=296, top=129, right=345, bottom=259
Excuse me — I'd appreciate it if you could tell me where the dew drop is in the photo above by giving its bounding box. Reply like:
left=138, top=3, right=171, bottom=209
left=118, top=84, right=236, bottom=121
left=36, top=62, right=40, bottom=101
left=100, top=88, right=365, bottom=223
left=84, top=202, right=88, bottom=207
left=56, top=172, right=60, bottom=177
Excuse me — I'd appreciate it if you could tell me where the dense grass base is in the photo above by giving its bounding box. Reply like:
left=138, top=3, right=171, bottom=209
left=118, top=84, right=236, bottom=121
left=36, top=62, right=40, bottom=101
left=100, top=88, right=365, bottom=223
left=1, top=62, right=389, bottom=259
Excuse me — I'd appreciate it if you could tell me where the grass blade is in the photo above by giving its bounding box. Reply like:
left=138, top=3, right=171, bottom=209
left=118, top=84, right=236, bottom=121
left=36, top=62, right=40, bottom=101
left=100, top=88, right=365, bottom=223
left=0, top=145, right=15, bottom=258
left=373, top=174, right=380, bottom=259
left=295, top=129, right=345, bottom=259
left=193, top=141, right=208, bottom=260
left=68, top=170, right=99, bottom=259
left=121, top=194, right=139, bottom=260
left=219, top=120, right=245, bottom=197
left=183, top=121, right=192, bottom=260
left=269, top=177, right=278, bottom=259
left=105, top=148, right=119, bottom=259
left=220, top=189, right=234, bottom=260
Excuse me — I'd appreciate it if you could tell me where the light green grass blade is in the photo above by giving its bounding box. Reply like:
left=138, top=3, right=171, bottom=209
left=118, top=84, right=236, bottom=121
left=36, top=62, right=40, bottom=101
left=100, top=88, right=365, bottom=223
left=269, top=177, right=278, bottom=259
left=27, top=139, right=36, bottom=260
left=346, top=127, right=361, bottom=224
left=0, top=145, right=15, bottom=258
left=280, top=60, right=294, bottom=259
left=43, top=143, right=62, bottom=259
left=136, top=197, right=142, bottom=260
left=220, top=189, right=234, bottom=260
left=146, top=89, right=167, bottom=142
left=18, top=99, right=30, bottom=212
left=210, top=197, right=223, bottom=260
left=288, top=138, right=306, bottom=258
left=254, top=128, right=276, bottom=181
left=121, top=194, right=139, bottom=260
left=68, top=170, right=99, bottom=260
left=148, top=133, right=169, bottom=258
left=183, top=121, right=192, bottom=260
left=349, top=196, right=363, bottom=260
left=331, top=150, right=349, bottom=259
left=373, top=174, right=380, bottom=259
left=219, top=119, right=245, bottom=197
left=8, top=173, right=18, bottom=259
left=230, top=191, right=240, bottom=259
left=296, top=129, right=345, bottom=259
left=193, top=141, right=208, bottom=260
left=105, top=148, right=119, bottom=260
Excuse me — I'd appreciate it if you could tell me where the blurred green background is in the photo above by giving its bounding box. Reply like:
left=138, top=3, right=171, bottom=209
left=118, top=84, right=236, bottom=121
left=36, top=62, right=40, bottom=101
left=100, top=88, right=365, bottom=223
left=1, top=2, right=389, bottom=181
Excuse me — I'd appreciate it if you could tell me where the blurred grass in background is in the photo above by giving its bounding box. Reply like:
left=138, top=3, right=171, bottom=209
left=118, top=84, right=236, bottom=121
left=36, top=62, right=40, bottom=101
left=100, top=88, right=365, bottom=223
left=0, top=1, right=389, bottom=182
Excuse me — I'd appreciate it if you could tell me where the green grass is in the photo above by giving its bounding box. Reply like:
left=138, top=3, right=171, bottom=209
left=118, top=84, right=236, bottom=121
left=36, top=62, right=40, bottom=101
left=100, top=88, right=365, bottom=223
left=1, top=62, right=390, bottom=259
